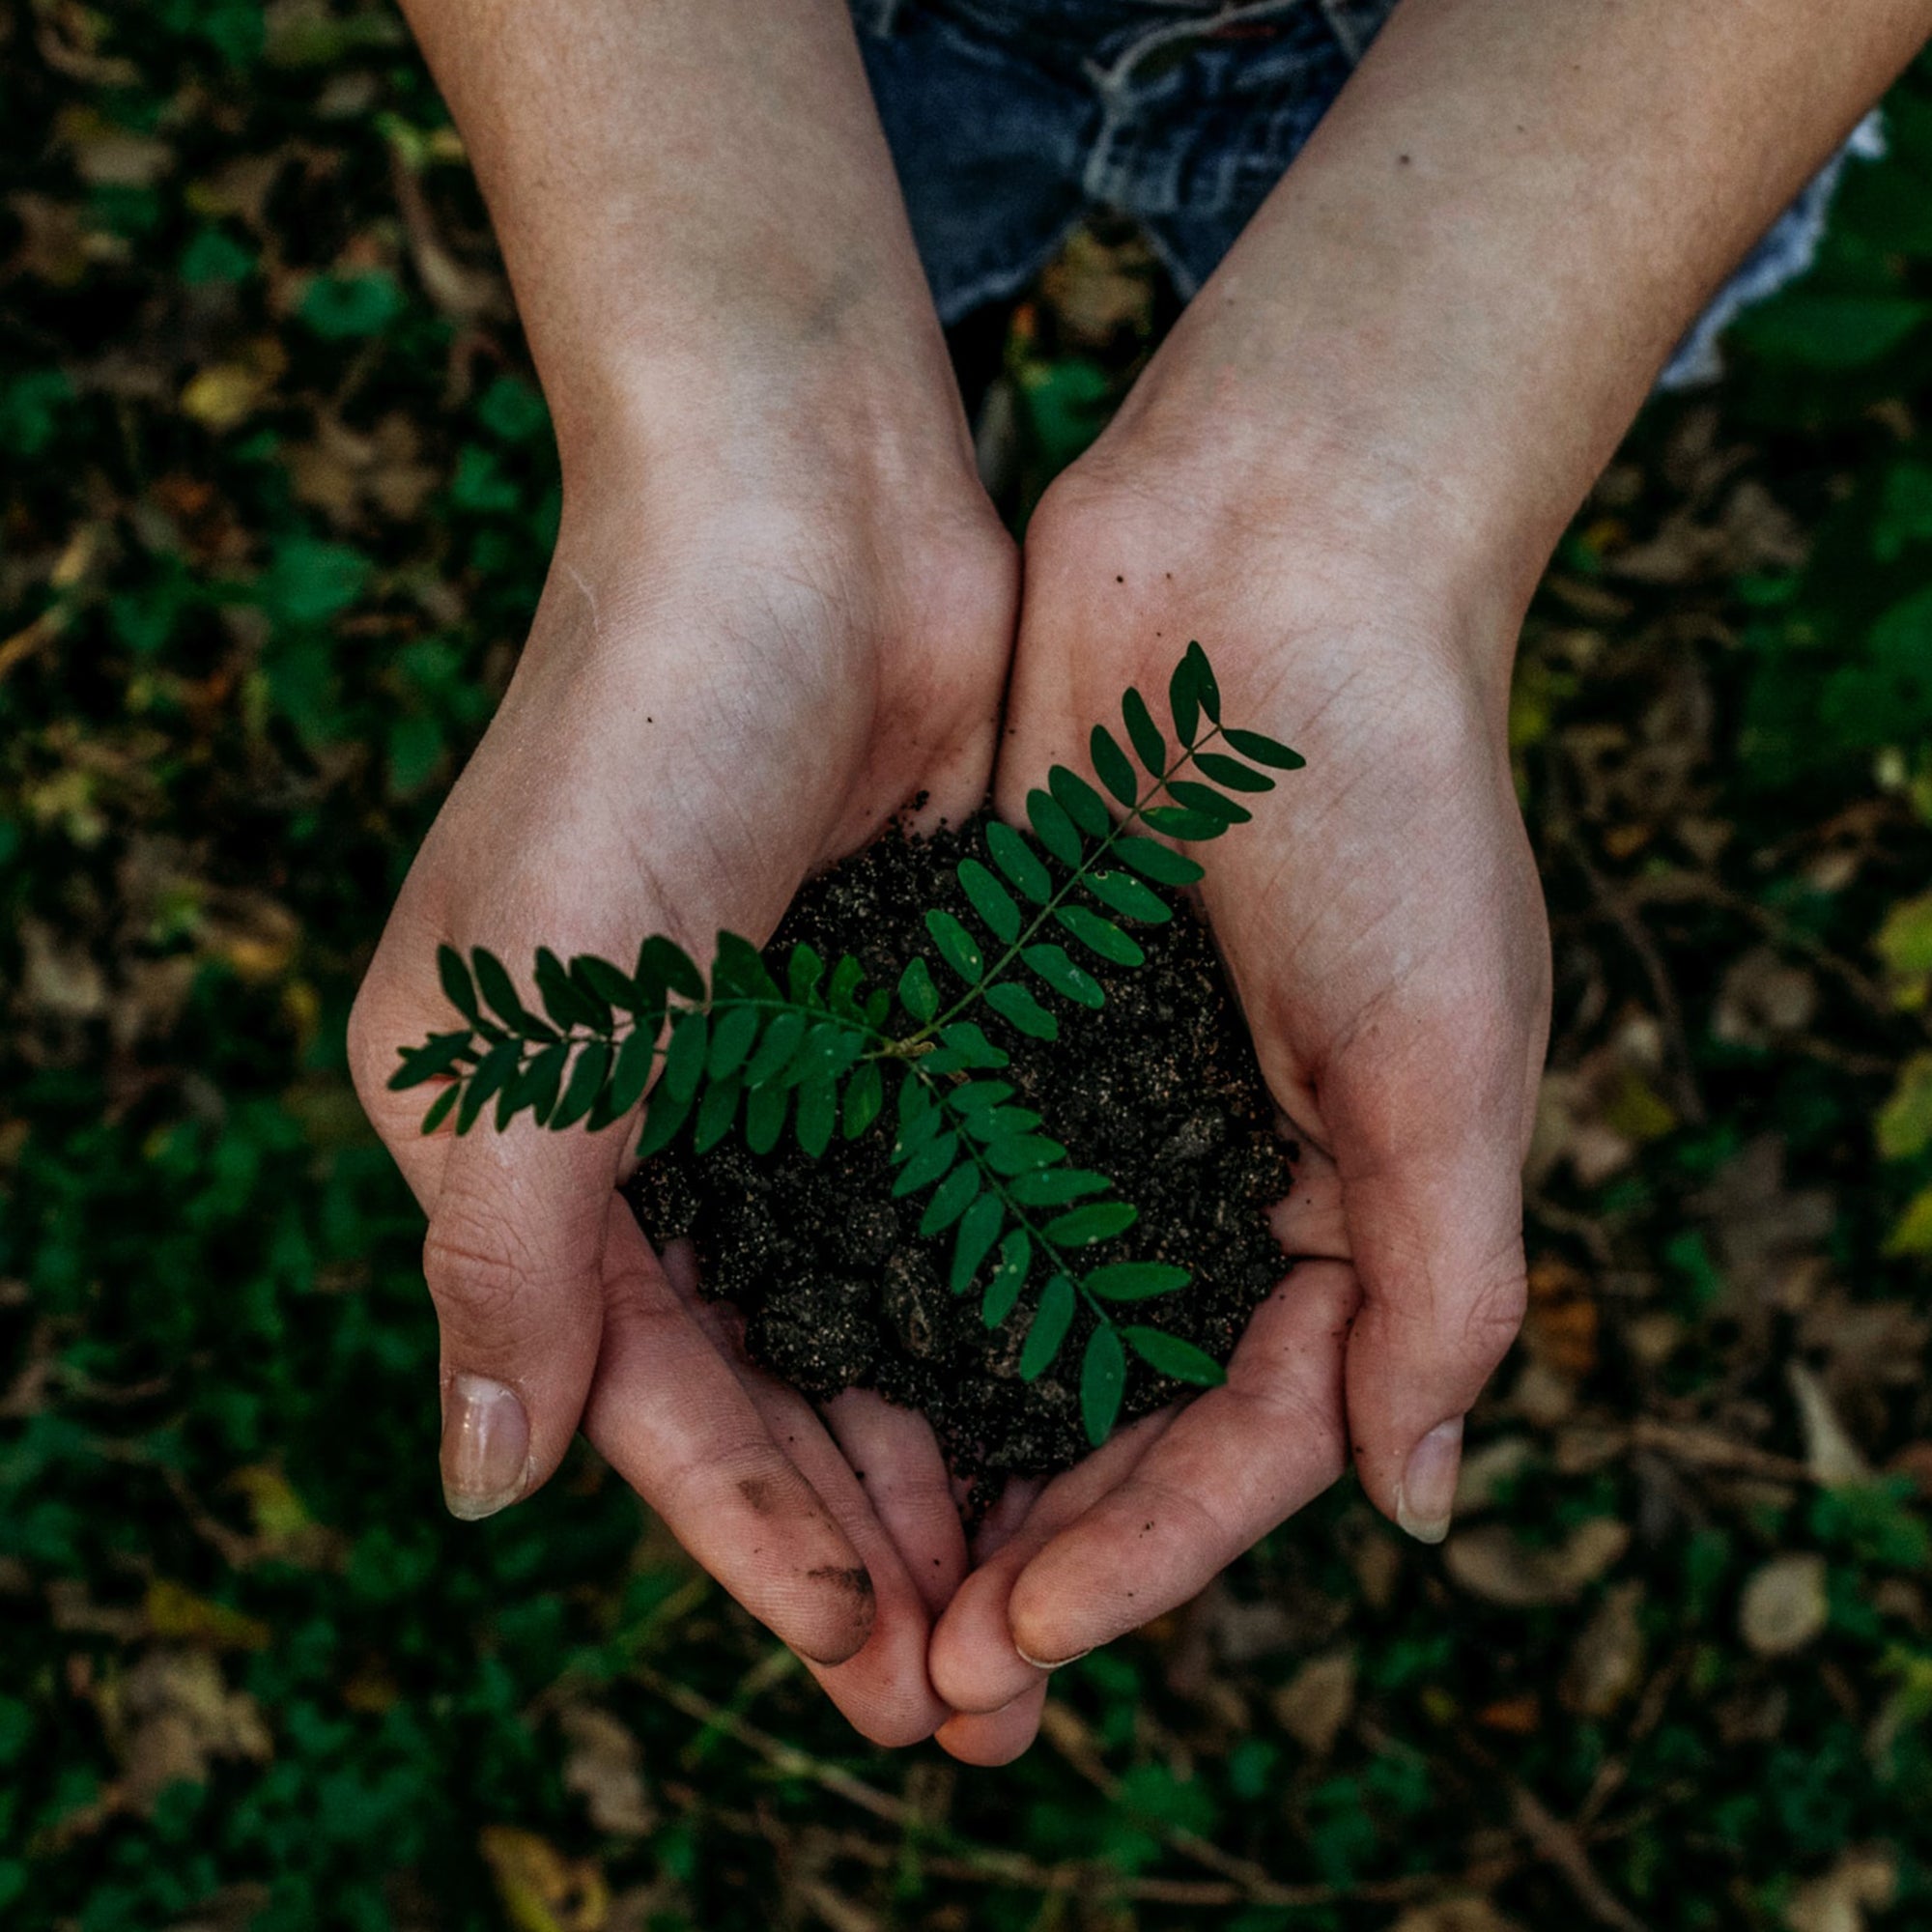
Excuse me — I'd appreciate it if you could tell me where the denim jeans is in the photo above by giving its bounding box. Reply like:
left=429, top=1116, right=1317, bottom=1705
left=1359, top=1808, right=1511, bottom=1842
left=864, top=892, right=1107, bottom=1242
left=848, top=0, right=1883, bottom=385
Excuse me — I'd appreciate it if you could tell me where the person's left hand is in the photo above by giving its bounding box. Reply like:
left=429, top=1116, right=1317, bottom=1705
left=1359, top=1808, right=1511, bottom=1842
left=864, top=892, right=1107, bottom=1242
left=924, top=411, right=1552, bottom=1764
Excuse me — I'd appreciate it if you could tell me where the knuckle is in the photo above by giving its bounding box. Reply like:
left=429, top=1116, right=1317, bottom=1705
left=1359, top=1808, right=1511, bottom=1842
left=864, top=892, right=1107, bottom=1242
left=421, top=1218, right=586, bottom=1344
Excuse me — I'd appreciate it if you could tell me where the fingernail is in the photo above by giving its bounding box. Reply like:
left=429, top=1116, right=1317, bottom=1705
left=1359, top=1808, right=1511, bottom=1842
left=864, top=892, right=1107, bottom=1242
left=1395, top=1416, right=1463, bottom=1546
left=1016, top=1644, right=1093, bottom=1672
left=440, top=1373, right=530, bottom=1520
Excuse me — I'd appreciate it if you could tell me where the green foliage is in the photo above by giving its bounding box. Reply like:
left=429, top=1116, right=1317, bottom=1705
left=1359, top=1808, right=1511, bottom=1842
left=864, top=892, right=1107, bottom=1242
left=396, top=644, right=1303, bottom=1444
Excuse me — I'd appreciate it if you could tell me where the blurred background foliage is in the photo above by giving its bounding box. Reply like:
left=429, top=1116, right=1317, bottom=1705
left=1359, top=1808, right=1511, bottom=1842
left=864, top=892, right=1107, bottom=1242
left=2, top=4, right=1931, bottom=1928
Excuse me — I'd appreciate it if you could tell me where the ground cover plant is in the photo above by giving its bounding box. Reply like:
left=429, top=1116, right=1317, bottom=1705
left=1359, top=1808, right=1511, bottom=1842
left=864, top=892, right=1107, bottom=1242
left=3, top=6, right=1932, bottom=1930
left=394, top=645, right=1304, bottom=1460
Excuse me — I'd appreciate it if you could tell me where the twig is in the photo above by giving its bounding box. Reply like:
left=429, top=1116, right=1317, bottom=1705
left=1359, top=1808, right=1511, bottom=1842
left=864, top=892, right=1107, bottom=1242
left=1562, top=831, right=1706, bottom=1125
left=635, top=1664, right=1502, bottom=1909
left=1506, top=1779, right=1649, bottom=1932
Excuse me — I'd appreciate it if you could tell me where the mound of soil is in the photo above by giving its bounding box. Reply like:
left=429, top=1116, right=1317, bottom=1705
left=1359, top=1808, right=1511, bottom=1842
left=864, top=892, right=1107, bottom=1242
left=625, top=818, right=1293, bottom=1488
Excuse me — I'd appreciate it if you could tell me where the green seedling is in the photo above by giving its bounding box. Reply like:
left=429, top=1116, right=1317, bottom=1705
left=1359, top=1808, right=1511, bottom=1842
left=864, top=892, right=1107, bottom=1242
left=393, top=642, right=1303, bottom=1445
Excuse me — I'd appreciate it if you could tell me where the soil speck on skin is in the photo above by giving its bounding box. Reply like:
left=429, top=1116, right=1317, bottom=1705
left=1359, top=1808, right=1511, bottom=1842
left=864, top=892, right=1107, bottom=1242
left=627, top=817, right=1293, bottom=1492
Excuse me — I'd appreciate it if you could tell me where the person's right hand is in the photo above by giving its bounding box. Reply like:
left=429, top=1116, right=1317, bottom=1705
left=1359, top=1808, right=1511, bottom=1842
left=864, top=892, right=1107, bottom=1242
left=348, top=430, right=1015, bottom=1747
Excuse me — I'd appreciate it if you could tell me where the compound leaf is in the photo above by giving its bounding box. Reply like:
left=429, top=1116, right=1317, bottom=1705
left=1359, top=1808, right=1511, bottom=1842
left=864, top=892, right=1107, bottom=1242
left=983, top=1230, right=1032, bottom=1327
left=1084, top=869, right=1173, bottom=923
left=925, top=908, right=983, bottom=985
left=420, top=1083, right=461, bottom=1135
left=574, top=952, right=645, bottom=1012
left=706, top=1005, right=760, bottom=1080
left=745, top=1078, right=789, bottom=1153
left=893, top=1129, right=958, bottom=1197
left=936, top=1022, right=1009, bottom=1069
left=1169, top=655, right=1200, bottom=747
left=745, top=1009, right=808, bottom=1087
left=474, top=948, right=553, bottom=1039
left=1122, top=687, right=1166, bottom=776
left=1023, top=943, right=1105, bottom=1009
left=662, top=1011, right=709, bottom=1105
left=510, top=1039, right=570, bottom=1124
left=1090, top=724, right=1139, bottom=807
left=985, top=981, right=1060, bottom=1040
left=1113, top=836, right=1204, bottom=887
left=389, top=1030, right=473, bottom=1092
left=841, top=1059, right=884, bottom=1138
left=1086, top=1261, right=1191, bottom=1301
left=951, top=1193, right=1006, bottom=1294
left=438, top=943, right=479, bottom=1022
left=535, top=948, right=604, bottom=1031
left=1165, top=779, right=1250, bottom=826
left=985, top=819, right=1052, bottom=904
left=1007, top=1167, right=1112, bottom=1207
left=1080, top=1323, right=1127, bottom=1446
left=1049, top=763, right=1112, bottom=839
left=693, top=1073, right=742, bottom=1153
left=1044, top=1200, right=1139, bottom=1246
left=795, top=1076, right=838, bottom=1157
left=1026, top=788, right=1084, bottom=867
left=1222, top=726, right=1306, bottom=771
left=1054, top=903, right=1144, bottom=967
left=635, top=1077, right=694, bottom=1158
left=550, top=1039, right=611, bottom=1130
left=920, top=1161, right=980, bottom=1236
left=1019, top=1274, right=1075, bottom=1381
left=1141, top=805, right=1225, bottom=842
left=711, top=930, right=780, bottom=1003
left=787, top=942, right=826, bottom=1005
left=898, top=955, right=938, bottom=1025
left=1194, top=750, right=1273, bottom=792
left=638, top=934, right=704, bottom=1003
left=1181, top=639, right=1219, bottom=722
left=983, top=1134, right=1067, bottom=1176
left=606, top=1024, right=656, bottom=1118
left=1122, top=1325, right=1227, bottom=1386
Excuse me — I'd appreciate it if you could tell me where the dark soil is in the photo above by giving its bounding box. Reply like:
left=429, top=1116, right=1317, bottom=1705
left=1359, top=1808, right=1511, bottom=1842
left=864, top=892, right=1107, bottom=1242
left=625, top=818, right=1293, bottom=1489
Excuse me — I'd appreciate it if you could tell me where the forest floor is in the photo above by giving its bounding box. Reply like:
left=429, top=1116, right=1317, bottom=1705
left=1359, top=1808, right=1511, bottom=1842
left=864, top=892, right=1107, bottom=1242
left=3, top=10, right=1932, bottom=1931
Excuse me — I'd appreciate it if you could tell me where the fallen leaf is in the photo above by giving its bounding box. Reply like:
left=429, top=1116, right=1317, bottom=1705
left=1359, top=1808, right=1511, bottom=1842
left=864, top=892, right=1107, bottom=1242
left=1739, top=1552, right=1831, bottom=1657
left=1788, top=1362, right=1873, bottom=1487
left=479, top=1826, right=609, bottom=1932
left=558, top=1705, right=655, bottom=1838
left=106, top=1649, right=272, bottom=1812
left=1390, top=1900, right=1527, bottom=1932
left=144, top=1580, right=272, bottom=1652
left=1269, top=1649, right=1355, bottom=1756
left=1444, top=1520, right=1630, bottom=1607
left=1563, top=1581, right=1646, bottom=1716
left=1786, top=1847, right=1897, bottom=1932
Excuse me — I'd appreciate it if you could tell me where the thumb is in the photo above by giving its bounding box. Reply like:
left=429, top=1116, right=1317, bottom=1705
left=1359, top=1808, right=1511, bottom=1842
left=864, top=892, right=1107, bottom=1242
left=1326, top=1001, right=1534, bottom=1547
left=418, top=1121, right=617, bottom=1520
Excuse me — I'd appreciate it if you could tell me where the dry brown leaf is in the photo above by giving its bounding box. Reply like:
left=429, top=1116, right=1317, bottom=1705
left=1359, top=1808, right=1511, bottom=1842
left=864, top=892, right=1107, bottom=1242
left=1714, top=948, right=1819, bottom=1047
left=1444, top=1520, right=1630, bottom=1608
left=1525, top=1257, right=1600, bottom=1379
left=1270, top=1649, right=1355, bottom=1756
left=1740, top=1552, right=1831, bottom=1657
left=1389, top=1899, right=1527, bottom=1932
left=1786, top=1847, right=1897, bottom=1932
left=1562, top=1581, right=1646, bottom=1717
left=108, top=1649, right=272, bottom=1813
left=1453, top=1436, right=1537, bottom=1515
left=558, top=1705, right=655, bottom=1838
left=479, top=1826, right=610, bottom=1932
left=1787, top=1362, right=1873, bottom=1487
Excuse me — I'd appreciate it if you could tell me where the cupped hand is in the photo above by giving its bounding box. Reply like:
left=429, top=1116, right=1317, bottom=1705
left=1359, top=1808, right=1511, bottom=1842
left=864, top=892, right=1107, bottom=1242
left=928, top=450, right=1550, bottom=1762
left=349, top=458, right=1014, bottom=1746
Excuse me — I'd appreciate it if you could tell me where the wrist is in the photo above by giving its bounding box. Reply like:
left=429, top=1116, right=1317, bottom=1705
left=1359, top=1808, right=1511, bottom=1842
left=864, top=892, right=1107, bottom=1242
left=1044, top=387, right=1530, bottom=719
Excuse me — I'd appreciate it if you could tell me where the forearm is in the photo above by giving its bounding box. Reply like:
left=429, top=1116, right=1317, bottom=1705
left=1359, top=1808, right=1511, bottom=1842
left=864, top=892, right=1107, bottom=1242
left=1100, top=0, right=1932, bottom=636
left=399, top=0, right=971, bottom=503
